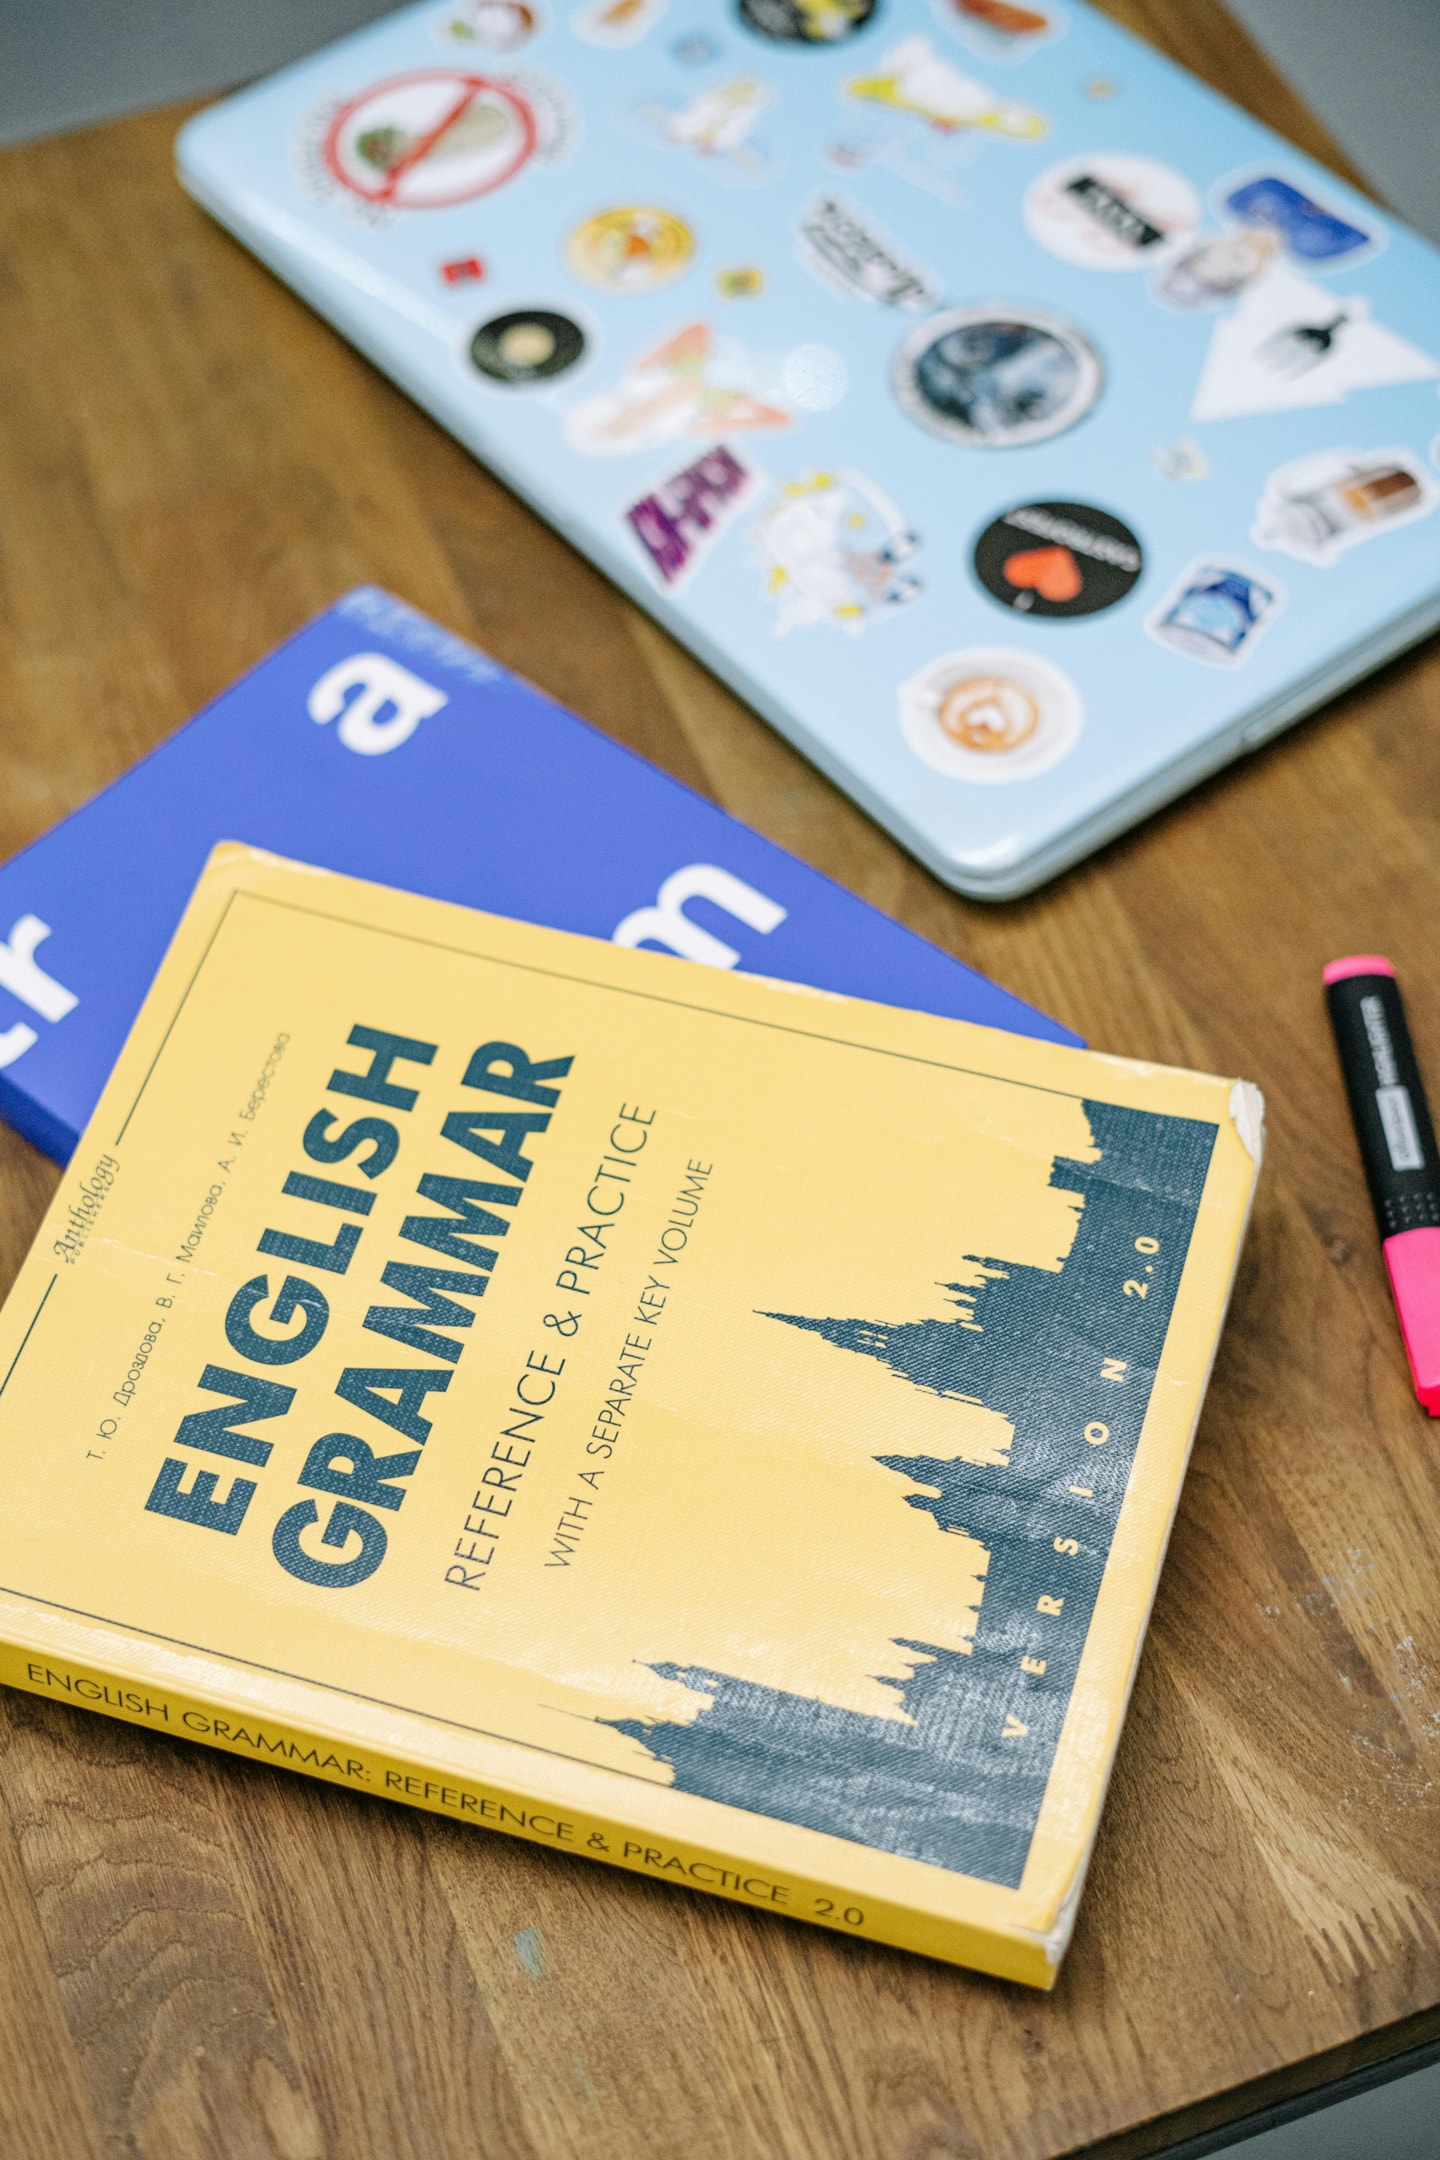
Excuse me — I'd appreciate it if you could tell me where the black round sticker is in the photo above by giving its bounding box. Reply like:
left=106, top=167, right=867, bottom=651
left=972, top=501, right=1143, bottom=619
left=470, top=309, right=585, bottom=384
left=738, top=0, right=878, bottom=44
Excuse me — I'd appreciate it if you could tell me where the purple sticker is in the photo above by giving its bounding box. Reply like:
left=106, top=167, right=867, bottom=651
left=627, top=446, right=761, bottom=587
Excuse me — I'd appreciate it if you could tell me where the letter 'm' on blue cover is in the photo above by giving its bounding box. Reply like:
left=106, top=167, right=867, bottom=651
left=0, top=588, right=1077, bottom=1164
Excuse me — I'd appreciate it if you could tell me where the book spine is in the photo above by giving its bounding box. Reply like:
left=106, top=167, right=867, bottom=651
left=0, top=1637, right=1053, bottom=1988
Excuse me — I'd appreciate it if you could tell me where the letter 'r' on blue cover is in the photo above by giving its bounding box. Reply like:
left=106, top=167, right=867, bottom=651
left=0, top=588, right=1078, bottom=1165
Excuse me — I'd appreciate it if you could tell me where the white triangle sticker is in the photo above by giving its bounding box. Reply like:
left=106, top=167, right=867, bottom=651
left=1191, top=263, right=1437, bottom=422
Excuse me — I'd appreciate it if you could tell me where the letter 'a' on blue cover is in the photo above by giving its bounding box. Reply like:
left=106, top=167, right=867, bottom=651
left=0, top=587, right=1076, bottom=1165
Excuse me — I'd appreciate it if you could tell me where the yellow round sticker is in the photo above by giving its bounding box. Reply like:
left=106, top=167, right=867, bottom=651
left=567, top=207, right=694, bottom=293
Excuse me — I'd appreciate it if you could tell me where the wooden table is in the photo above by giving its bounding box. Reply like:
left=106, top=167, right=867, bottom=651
left=1, top=5, right=1438, bottom=2154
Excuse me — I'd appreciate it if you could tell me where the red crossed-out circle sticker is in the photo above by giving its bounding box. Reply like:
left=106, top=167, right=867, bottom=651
left=323, top=71, right=539, bottom=208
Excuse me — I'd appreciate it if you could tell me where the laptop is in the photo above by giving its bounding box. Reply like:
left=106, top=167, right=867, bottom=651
left=177, top=0, right=1440, bottom=897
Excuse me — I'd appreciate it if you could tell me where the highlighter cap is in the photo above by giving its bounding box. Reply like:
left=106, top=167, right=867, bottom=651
left=1322, top=954, right=1394, bottom=986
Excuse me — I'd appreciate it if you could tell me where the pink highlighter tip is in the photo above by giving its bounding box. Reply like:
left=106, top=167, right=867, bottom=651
left=1323, top=954, right=1395, bottom=987
left=1384, top=1228, right=1440, bottom=1417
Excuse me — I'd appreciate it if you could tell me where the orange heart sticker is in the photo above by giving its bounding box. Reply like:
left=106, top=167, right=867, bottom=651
left=1003, top=545, right=1083, bottom=603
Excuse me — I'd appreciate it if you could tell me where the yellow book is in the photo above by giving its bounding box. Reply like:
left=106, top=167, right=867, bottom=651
left=0, top=846, right=1261, bottom=1985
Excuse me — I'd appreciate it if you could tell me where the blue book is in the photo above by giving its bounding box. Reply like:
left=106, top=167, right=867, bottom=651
left=0, top=587, right=1073, bottom=1163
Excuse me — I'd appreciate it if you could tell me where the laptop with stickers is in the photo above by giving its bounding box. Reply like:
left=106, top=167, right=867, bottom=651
left=176, top=0, right=1440, bottom=897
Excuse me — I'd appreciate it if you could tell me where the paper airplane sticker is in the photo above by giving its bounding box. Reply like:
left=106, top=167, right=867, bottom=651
left=1191, top=264, right=1438, bottom=422
left=564, top=322, right=792, bottom=454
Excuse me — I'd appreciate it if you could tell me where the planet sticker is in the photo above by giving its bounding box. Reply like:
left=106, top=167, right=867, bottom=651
left=738, top=0, right=878, bottom=44
left=567, top=206, right=694, bottom=291
left=973, top=501, right=1142, bottom=618
left=1024, top=153, right=1198, bottom=270
left=470, top=308, right=587, bottom=382
left=899, top=647, right=1082, bottom=781
left=322, top=70, right=544, bottom=207
left=894, top=305, right=1101, bottom=448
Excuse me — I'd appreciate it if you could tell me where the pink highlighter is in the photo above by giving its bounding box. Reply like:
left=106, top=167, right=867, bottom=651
left=1324, top=955, right=1440, bottom=1415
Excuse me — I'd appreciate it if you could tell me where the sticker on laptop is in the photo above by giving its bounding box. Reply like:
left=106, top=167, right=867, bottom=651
left=797, top=193, right=938, bottom=309
left=894, top=305, right=1102, bottom=448
left=847, top=36, right=1045, bottom=139
left=1155, top=228, right=1278, bottom=310
left=739, top=0, right=877, bottom=44
left=820, top=126, right=968, bottom=209
left=754, top=470, right=922, bottom=633
left=565, top=322, right=792, bottom=454
left=636, top=76, right=779, bottom=182
left=1189, top=266, right=1436, bottom=423
left=972, top=502, right=1142, bottom=618
left=1219, top=170, right=1382, bottom=271
left=627, top=445, right=763, bottom=587
left=470, top=307, right=587, bottom=382
left=440, top=1, right=540, bottom=52
left=899, top=648, right=1082, bottom=781
left=1025, top=152, right=1197, bottom=270
left=1146, top=560, right=1283, bottom=667
left=716, top=265, right=765, bottom=298
left=1151, top=438, right=1208, bottom=482
left=312, top=69, right=568, bottom=210
left=573, top=0, right=669, bottom=45
left=1252, top=447, right=1437, bottom=567
left=934, top=0, right=1065, bottom=64
left=567, top=206, right=694, bottom=291
left=781, top=343, right=849, bottom=410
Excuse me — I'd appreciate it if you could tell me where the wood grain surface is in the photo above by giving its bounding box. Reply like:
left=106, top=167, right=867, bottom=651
left=1, top=5, right=1438, bottom=2154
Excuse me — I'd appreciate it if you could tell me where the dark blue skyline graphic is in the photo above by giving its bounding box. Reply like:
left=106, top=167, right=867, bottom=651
left=610, top=1100, right=1218, bottom=1889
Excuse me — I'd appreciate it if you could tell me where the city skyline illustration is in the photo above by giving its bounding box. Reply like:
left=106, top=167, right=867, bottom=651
left=612, top=1100, right=1217, bottom=1888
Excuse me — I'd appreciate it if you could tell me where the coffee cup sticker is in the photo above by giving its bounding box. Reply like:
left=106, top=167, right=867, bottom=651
left=471, top=307, right=587, bottom=382
left=1025, top=153, right=1198, bottom=270
left=568, top=206, right=694, bottom=291
left=973, top=501, right=1142, bottom=617
left=899, top=647, right=1082, bottom=781
left=894, top=305, right=1102, bottom=448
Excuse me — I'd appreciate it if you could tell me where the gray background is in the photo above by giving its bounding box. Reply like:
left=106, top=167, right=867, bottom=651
left=1, top=4, right=1438, bottom=2152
